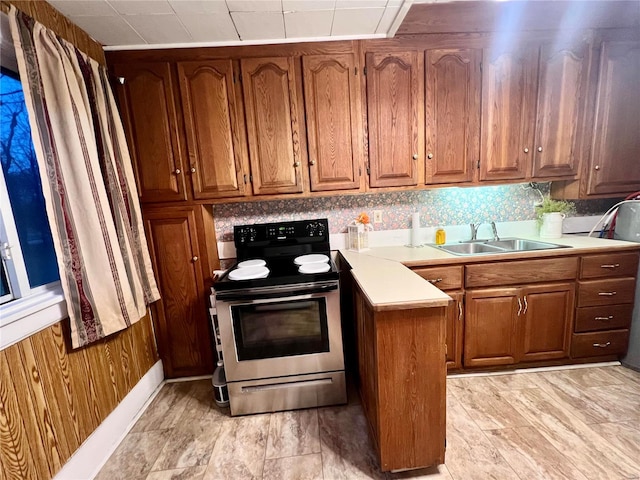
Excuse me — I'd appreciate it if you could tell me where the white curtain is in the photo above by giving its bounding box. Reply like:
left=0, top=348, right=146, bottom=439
left=9, top=7, right=160, bottom=348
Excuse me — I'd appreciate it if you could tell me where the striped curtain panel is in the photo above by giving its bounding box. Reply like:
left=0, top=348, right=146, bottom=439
left=9, top=7, right=160, bottom=349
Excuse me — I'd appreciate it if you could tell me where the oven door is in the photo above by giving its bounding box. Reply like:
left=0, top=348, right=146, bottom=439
left=216, top=282, right=344, bottom=382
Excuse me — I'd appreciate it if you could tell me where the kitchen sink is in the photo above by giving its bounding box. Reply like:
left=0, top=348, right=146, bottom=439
left=436, top=237, right=570, bottom=256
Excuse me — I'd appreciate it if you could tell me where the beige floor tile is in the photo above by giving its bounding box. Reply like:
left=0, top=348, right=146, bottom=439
left=447, top=386, right=531, bottom=430
left=485, top=426, right=588, bottom=480
left=591, top=421, right=640, bottom=467
left=132, top=382, right=196, bottom=433
left=266, top=409, right=320, bottom=459
left=145, top=466, right=207, bottom=480
left=557, top=366, right=628, bottom=388
left=95, top=430, right=170, bottom=480
left=388, top=464, right=453, bottom=479
left=443, top=395, right=520, bottom=480
left=502, top=387, right=639, bottom=480
left=202, top=413, right=270, bottom=480
left=319, top=405, right=386, bottom=480
left=262, top=453, right=323, bottom=480
left=609, top=365, right=640, bottom=387
left=583, top=383, right=640, bottom=424
left=447, top=371, right=540, bottom=396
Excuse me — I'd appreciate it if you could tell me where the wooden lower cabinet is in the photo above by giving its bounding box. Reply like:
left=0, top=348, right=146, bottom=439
left=353, top=285, right=446, bottom=472
left=464, top=283, right=574, bottom=368
left=445, top=292, right=464, bottom=369
left=143, top=206, right=215, bottom=378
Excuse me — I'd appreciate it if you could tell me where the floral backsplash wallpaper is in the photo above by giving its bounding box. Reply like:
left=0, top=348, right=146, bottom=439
left=212, top=183, right=620, bottom=242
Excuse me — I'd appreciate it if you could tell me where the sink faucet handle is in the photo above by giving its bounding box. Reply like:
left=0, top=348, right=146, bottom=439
left=470, top=222, right=480, bottom=240
left=490, top=221, right=500, bottom=242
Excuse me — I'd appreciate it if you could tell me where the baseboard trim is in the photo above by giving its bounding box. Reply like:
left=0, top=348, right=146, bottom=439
left=53, top=360, right=165, bottom=480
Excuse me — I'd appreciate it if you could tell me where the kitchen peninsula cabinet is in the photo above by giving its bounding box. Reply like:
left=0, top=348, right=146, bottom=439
left=177, top=60, right=250, bottom=200
left=241, top=57, right=307, bottom=195
left=365, top=51, right=423, bottom=188
left=425, top=48, right=481, bottom=185
left=114, top=62, right=187, bottom=202
left=143, top=206, right=216, bottom=378
left=302, top=54, right=364, bottom=192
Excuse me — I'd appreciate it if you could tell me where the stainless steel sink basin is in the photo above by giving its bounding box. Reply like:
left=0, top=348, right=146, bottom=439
left=435, top=237, right=570, bottom=256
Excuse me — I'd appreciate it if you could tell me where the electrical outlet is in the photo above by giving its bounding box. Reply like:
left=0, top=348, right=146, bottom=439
left=373, top=210, right=383, bottom=223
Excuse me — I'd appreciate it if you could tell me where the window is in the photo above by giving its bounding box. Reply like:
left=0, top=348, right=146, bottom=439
left=1, top=18, right=65, bottom=348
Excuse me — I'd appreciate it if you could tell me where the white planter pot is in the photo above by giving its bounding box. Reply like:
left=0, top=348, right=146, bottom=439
left=539, top=212, right=565, bottom=239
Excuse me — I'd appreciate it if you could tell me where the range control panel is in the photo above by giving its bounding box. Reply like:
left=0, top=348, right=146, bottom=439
left=234, top=219, right=329, bottom=247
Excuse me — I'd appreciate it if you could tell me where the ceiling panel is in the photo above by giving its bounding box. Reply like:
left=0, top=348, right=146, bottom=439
left=231, top=11, right=286, bottom=41
left=168, top=0, right=230, bottom=15
left=108, top=0, right=174, bottom=16
left=178, top=13, right=239, bottom=42
left=69, top=15, right=145, bottom=45
left=283, top=0, right=337, bottom=11
left=285, top=10, right=334, bottom=38
left=48, top=0, right=117, bottom=17
left=376, top=5, right=400, bottom=33
left=332, top=7, right=385, bottom=35
left=124, top=14, right=191, bottom=43
left=227, top=0, right=283, bottom=12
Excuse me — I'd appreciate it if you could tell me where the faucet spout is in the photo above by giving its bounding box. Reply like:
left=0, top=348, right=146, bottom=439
left=491, top=221, right=500, bottom=241
left=470, top=223, right=481, bottom=241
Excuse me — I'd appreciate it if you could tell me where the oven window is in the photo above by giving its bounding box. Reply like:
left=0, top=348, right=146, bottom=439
left=232, top=298, right=329, bottom=361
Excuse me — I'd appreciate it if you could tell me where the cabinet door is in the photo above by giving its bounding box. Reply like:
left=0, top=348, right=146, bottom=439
left=425, top=49, right=480, bottom=184
left=587, top=41, right=640, bottom=195
left=366, top=51, right=422, bottom=187
left=303, top=54, right=363, bottom=191
left=113, top=63, right=186, bottom=202
left=143, top=207, right=213, bottom=378
left=241, top=57, right=305, bottom=195
left=178, top=60, right=249, bottom=199
left=532, top=41, right=590, bottom=179
left=445, top=291, right=464, bottom=370
left=519, top=282, right=575, bottom=362
left=480, top=47, right=538, bottom=181
left=464, top=288, right=520, bottom=368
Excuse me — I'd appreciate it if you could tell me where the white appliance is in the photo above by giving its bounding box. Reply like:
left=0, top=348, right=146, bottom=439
left=616, top=201, right=640, bottom=370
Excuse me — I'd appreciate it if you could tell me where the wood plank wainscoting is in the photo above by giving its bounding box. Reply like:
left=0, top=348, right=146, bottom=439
left=0, top=2, right=160, bottom=479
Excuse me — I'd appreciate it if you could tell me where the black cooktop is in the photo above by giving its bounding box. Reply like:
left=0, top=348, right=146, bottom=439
left=214, top=219, right=339, bottom=292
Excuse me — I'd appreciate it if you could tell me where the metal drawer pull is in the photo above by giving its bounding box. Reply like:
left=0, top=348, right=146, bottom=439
left=242, top=377, right=332, bottom=393
left=600, top=264, right=620, bottom=268
left=428, top=278, right=443, bottom=284
left=598, top=291, right=617, bottom=296
left=594, top=316, right=614, bottom=321
left=522, top=295, right=528, bottom=315
left=593, top=342, right=611, bottom=348
left=517, top=297, right=523, bottom=316
left=458, top=301, right=463, bottom=322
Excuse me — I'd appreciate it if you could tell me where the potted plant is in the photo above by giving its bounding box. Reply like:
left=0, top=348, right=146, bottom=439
left=535, top=197, right=576, bottom=238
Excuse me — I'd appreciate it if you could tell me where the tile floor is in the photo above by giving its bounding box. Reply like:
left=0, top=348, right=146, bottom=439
left=96, top=365, right=640, bottom=480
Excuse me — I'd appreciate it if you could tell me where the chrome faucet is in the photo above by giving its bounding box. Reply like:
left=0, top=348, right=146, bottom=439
left=491, top=221, right=500, bottom=241
left=470, top=221, right=500, bottom=241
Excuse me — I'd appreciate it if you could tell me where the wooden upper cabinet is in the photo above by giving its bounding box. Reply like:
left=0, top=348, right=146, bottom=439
left=532, top=40, right=590, bottom=179
left=114, top=62, right=186, bottom=202
left=302, top=54, right=363, bottom=192
left=241, top=57, right=306, bottom=195
left=425, top=48, right=481, bottom=184
left=177, top=60, right=248, bottom=199
left=366, top=51, right=423, bottom=188
left=480, top=46, right=538, bottom=181
left=587, top=41, right=640, bottom=195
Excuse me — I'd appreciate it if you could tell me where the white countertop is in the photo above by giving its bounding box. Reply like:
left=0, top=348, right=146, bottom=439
left=339, top=235, right=640, bottom=311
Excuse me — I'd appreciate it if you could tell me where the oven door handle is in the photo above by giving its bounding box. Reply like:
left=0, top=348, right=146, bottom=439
left=216, top=282, right=338, bottom=302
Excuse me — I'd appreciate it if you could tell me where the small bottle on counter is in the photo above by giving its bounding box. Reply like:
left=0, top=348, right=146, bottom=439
left=435, top=227, right=446, bottom=245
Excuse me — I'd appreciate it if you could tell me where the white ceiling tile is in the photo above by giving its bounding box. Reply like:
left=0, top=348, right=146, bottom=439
left=285, top=10, right=333, bottom=38
left=48, top=0, right=117, bottom=17
left=332, top=7, right=384, bottom=35
left=283, top=0, right=335, bottom=11
left=231, top=11, right=285, bottom=40
left=124, top=14, right=192, bottom=43
left=376, top=5, right=400, bottom=33
left=336, top=0, right=387, bottom=8
left=178, top=13, right=239, bottom=41
left=68, top=15, right=145, bottom=45
left=227, top=0, right=282, bottom=12
left=168, top=0, right=229, bottom=14
left=387, top=0, right=403, bottom=6
left=107, top=0, right=173, bottom=15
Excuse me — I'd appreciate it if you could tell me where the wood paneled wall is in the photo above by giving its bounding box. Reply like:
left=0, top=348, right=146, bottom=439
left=0, top=2, right=159, bottom=480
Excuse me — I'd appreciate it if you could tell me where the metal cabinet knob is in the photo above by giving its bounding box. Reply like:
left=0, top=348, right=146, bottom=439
left=192, top=256, right=199, bottom=262
left=595, top=165, right=600, bottom=170
left=537, top=146, right=543, bottom=152
left=294, top=161, right=300, bottom=167
left=412, top=153, right=419, bottom=160
left=174, top=168, right=181, bottom=174
left=427, top=153, right=433, bottom=159
left=523, top=148, right=529, bottom=153
left=190, top=167, right=196, bottom=173
left=309, top=160, right=316, bottom=166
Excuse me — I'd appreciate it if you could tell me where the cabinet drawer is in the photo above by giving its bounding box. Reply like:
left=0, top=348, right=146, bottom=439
left=465, top=257, right=578, bottom=288
left=577, top=278, right=636, bottom=307
left=575, top=304, right=634, bottom=332
left=412, top=265, right=463, bottom=291
left=580, top=253, right=639, bottom=279
left=571, top=330, right=629, bottom=358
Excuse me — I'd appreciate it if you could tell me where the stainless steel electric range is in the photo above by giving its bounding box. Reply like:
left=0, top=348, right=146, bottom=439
left=214, top=218, right=346, bottom=416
